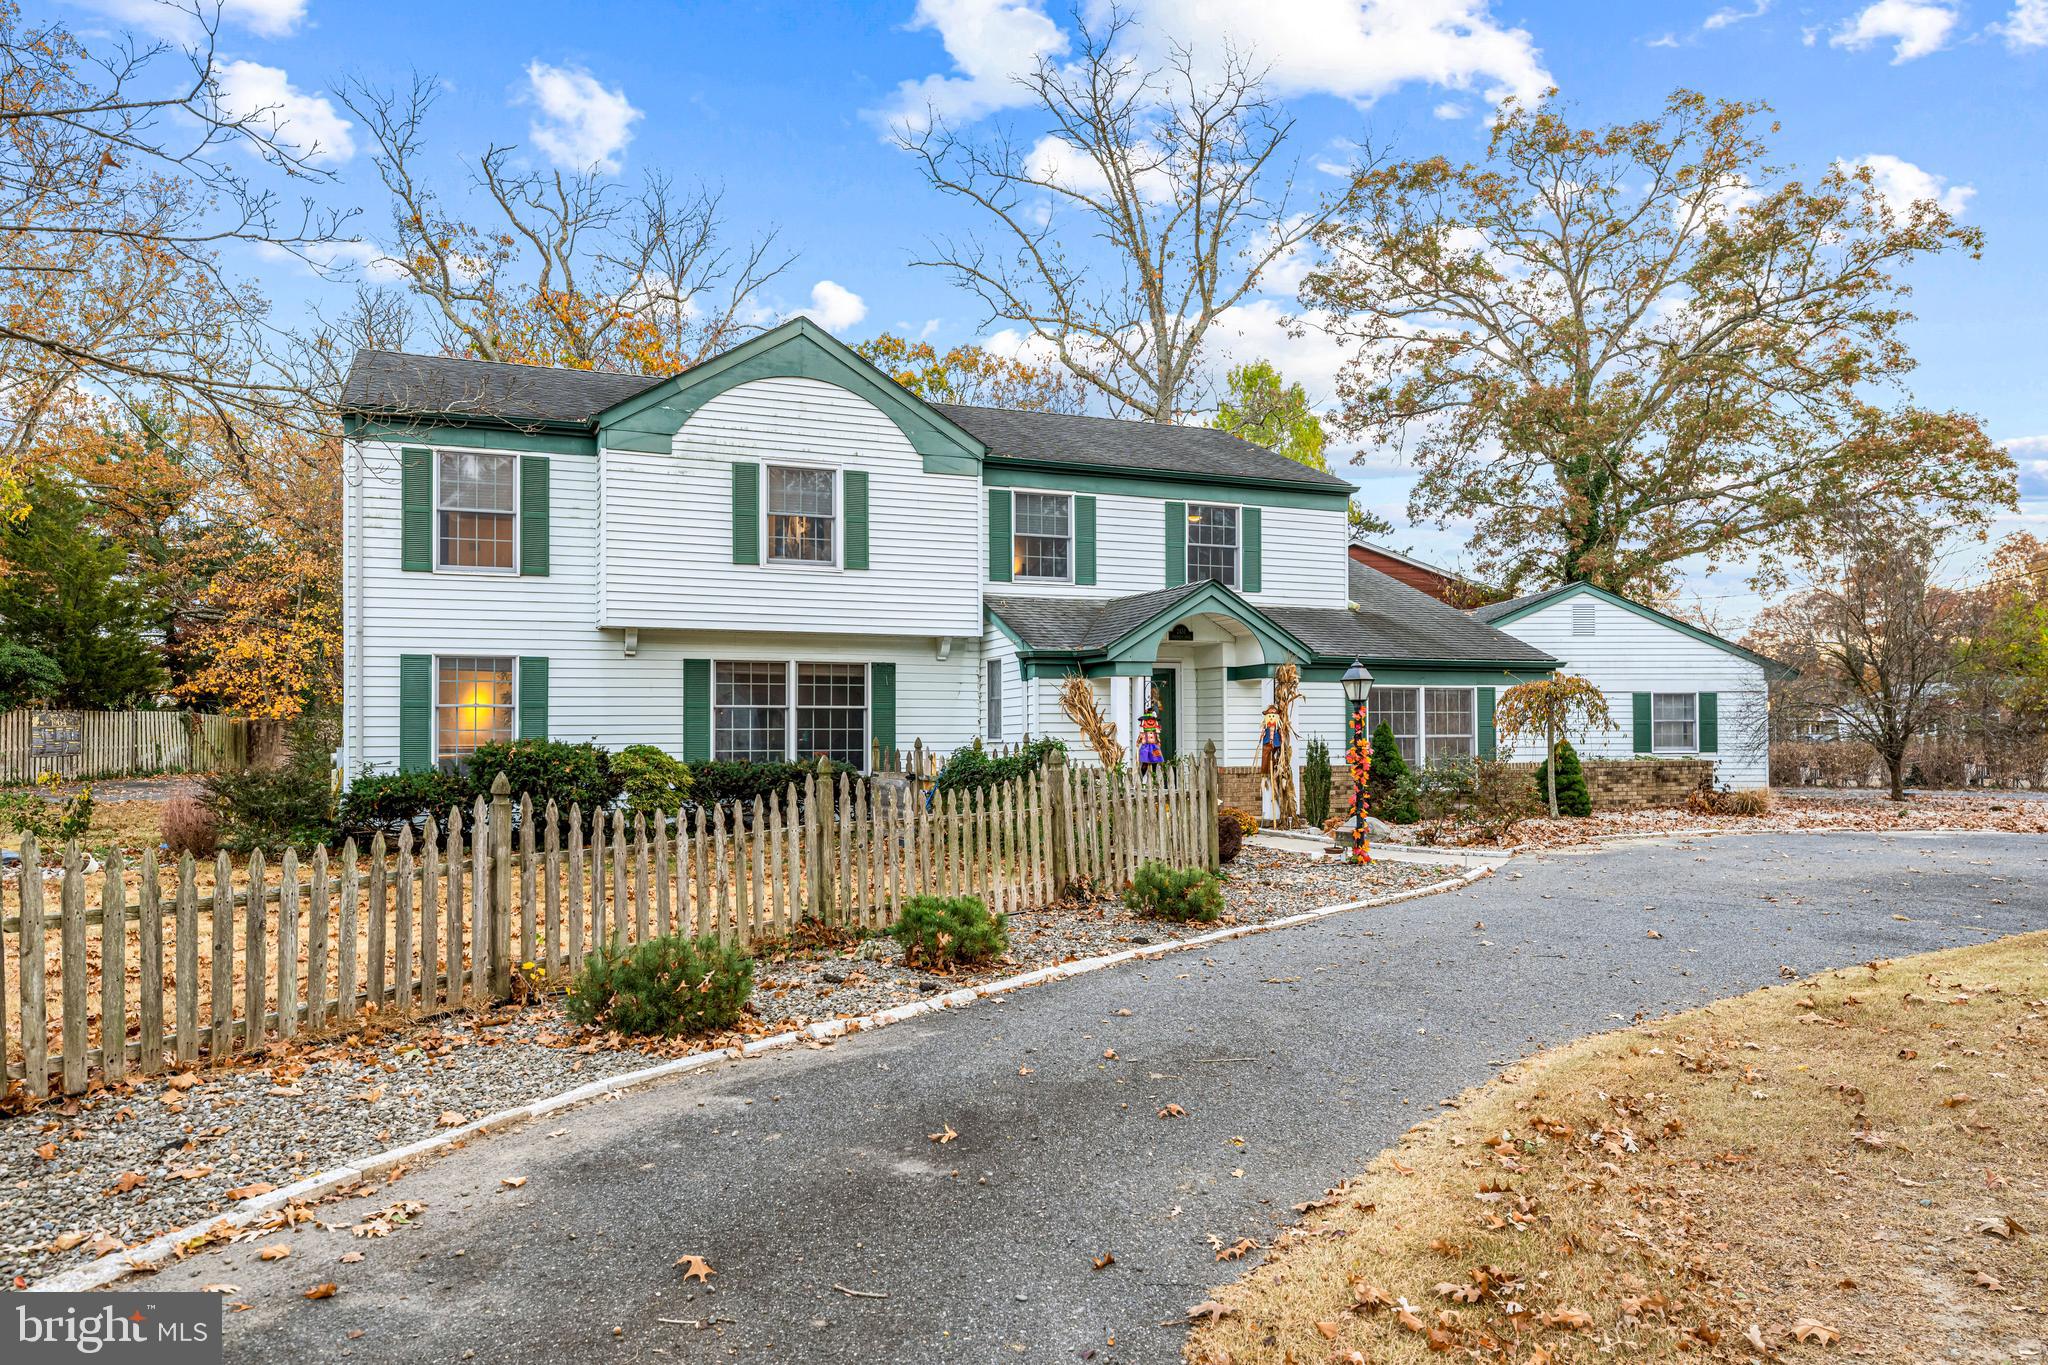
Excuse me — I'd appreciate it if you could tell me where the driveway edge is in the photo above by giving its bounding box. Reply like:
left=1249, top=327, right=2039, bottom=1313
left=34, top=860, right=1493, bottom=1294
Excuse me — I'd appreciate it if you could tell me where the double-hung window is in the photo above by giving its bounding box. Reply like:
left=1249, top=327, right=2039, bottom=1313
left=1186, top=504, right=1238, bottom=587
left=436, top=656, right=516, bottom=762
left=437, top=452, right=517, bottom=572
left=1366, top=686, right=1475, bottom=766
left=767, top=466, right=835, bottom=564
left=713, top=661, right=869, bottom=769
left=1012, top=492, right=1071, bottom=581
left=1653, top=693, right=1698, bottom=751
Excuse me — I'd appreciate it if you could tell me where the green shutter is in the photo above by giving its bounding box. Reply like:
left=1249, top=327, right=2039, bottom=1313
left=518, top=657, right=549, bottom=740
left=1633, top=692, right=1653, bottom=754
left=399, top=654, right=432, bottom=771
left=1164, top=501, right=1186, bottom=587
left=987, top=488, right=1012, bottom=583
left=1698, top=692, right=1718, bottom=753
left=683, top=659, right=711, bottom=762
left=401, top=447, right=432, bottom=572
left=843, top=469, right=870, bottom=570
left=1074, top=495, right=1097, bottom=586
left=1477, top=686, right=1496, bottom=759
left=731, top=462, right=760, bottom=565
left=870, top=662, right=896, bottom=760
left=519, top=455, right=550, bottom=576
left=1241, top=507, right=1262, bottom=593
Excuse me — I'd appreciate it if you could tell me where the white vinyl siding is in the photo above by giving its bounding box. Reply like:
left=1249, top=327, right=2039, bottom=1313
left=600, top=377, right=982, bottom=634
left=1485, top=590, right=1771, bottom=789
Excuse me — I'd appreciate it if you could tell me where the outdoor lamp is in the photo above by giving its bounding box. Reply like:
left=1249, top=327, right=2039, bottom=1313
left=1342, top=659, right=1372, bottom=702
left=1342, top=658, right=1372, bottom=864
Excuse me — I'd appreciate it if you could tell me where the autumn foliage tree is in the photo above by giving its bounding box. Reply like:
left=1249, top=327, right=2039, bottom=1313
left=853, top=334, right=1086, bottom=411
left=1960, top=532, right=2048, bottom=729
left=1493, top=675, right=1615, bottom=816
left=1304, top=89, right=2015, bottom=598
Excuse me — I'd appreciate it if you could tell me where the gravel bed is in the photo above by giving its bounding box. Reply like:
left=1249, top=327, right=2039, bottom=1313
left=1, top=847, right=1461, bottom=1284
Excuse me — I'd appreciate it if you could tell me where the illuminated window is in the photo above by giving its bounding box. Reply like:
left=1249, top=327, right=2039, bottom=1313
left=1012, top=492, right=1071, bottom=580
left=437, top=452, right=517, bottom=572
left=436, top=657, right=515, bottom=761
left=1186, top=504, right=1238, bottom=587
left=767, top=466, right=835, bottom=564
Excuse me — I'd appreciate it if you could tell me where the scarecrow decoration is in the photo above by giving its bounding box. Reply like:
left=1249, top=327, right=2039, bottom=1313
left=1135, top=699, right=1164, bottom=773
left=1264, top=664, right=1303, bottom=824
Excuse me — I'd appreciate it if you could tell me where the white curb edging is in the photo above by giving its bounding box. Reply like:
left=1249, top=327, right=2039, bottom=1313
left=34, top=861, right=1495, bottom=1294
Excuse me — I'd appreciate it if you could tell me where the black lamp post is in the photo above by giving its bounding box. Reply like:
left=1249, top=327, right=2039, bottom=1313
left=1341, top=658, right=1372, bottom=863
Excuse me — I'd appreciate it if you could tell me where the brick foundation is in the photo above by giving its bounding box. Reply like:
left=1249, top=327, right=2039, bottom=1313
left=1221, top=757, right=1711, bottom=821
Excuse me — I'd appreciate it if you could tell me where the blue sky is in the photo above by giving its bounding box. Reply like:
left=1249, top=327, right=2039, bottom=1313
left=63, top=0, right=2048, bottom=623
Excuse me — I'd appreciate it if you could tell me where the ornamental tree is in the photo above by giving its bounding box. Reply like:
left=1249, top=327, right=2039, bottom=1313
left=1494, top=675, right=1616, bottom=817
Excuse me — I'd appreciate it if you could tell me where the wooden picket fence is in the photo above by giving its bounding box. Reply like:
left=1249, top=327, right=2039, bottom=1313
left=1, top=748, right=1219, bottom=1096
left=0, top=709, right=250, bottom=783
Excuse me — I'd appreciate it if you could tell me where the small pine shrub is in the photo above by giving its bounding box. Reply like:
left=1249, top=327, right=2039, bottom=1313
left=205, top=715, right=336, bottom=851
left=1217, top=806, right=1257, bottom=864
left=161, top=793, right=218, bottom=857
left=1301, top=739, right=1333, bottom=826
left=615, top=744, right=693, bottom=814
left=564, top=933, right=754, bottom=1036
left=1124, top=860, right=1224, bottom=923
left=891, top=895, right=1008, bottom=970
left=1368, top=723, right=1418, bottom=823
left=1532, top=739, right=1593, bottom=817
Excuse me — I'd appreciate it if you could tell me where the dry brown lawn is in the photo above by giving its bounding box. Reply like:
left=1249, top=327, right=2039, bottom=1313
left=0, top=798, right=165, bottom=854
left=1188, top=934, right=2048, bottom=1364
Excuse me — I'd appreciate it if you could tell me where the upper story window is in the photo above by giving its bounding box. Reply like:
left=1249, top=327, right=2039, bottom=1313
left=1653, top=692, right=1697, bottom=751
left=437, top=656, right=515, bottom=761
left=1012, top=492, right=1072, bottom=581
left=1186, top=503, right=1238, bottom=588
left=438, top=452, right=517, bottom=572
left=767, top=465, right=835, bottom=564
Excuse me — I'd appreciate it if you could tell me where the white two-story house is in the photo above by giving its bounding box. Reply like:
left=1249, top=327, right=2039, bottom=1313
left=337, top=318, right=1560, bottom=781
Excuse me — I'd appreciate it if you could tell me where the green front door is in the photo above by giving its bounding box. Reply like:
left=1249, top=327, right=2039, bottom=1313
left=1149, top=669, right=1178, bottom=761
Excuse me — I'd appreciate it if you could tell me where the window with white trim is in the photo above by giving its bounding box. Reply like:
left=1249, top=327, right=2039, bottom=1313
left=713, top=661, right=868, bottom=768
left=1653, top=692, right=1698, bottom=751
left=767, top=465, right=835, bottom=564
left=986, top=658, right=1004, bottom=740
left=436, top=656, right=515, bottom=761
left=1012, top=492, right=1071, bottom=580
left=1186, top=503, right=1238, bottom=587
left=1366, top=686, right=1475, bottom=766
left=437, top=452, right=517, bottom=572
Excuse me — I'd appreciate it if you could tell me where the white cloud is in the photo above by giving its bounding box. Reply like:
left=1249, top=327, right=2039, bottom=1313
left=1703, top=0, right=1770, bottom=29
left=224, top=0, right=306, bottom=35
left=1432, top=100, right=1469, bottom=119
left=1838, top=153, right=1975, bottom=216
left=1995, top=0, right=2048, bottom=47
left=72, top=0, right=306, bottom=39
left=1647, top=32, right=1680, bottom=47
left=801, top=280, right=868, bottom=333
left=254, top=238, right=405, bottom=282
left=522, top=61, right=642, bottom=174
left=1830, top=0, right=1959, bottom=62
left=213, top=61, right=354, bottom=165
left=875, top=0, right=1551, bottom=128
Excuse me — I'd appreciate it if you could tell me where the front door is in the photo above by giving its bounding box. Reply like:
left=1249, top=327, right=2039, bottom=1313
left=1149, top=669, right=1178, bottom=761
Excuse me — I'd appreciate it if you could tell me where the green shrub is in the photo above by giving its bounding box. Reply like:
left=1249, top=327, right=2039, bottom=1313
left=564, top=933, right=754, bottom=1036
left=891, top=895, right=1009, bottom=970
left=1532, top=739, right=1592, bottom=817
left=465, top=738, right=621, bottom=815
left=338, top=768, right=468, bottom=831
left=1301, top=738, right=1332, bottom=826
left=690, top=756, right=858, bottom=811
left=1367, top=722, right=1418, bottom=823
left=0, top=774, right=94, bottom=846
left=615, top=744, right=693, bottom=814
left=933, top=736, right=1065, bottom=794
left=1123, top=860, right=1224, bottom=923
left=205, top=715, right=336, bottom=851
left=0, top=641, right=63, bottom=710
left=1406, top=756, right=1541, bottom=846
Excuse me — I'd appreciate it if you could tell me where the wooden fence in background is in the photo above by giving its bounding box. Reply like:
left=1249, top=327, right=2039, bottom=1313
left=1, top=748, right=1219, bottom=1096
left=0, top=709, right=250, bottom=784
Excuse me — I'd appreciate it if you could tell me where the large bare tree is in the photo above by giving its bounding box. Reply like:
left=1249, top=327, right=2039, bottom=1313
left=1304, top=89, right=2015, bottom=598
left=341, top=74, right=794, bottom=375
left=898, top=7, right=1335, bottom=423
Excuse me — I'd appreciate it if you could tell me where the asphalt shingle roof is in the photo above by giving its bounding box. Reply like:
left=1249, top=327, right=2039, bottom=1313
left=1331, top=561, right=1557, bottom=665
left=1468, top=583, right=1578, bottom=625
left=929, top=402, right=1353, bottom=491
left=341, top=350, right=661, bottom=426
left=985, top=584, right=1209, bottom=653
left=339, top=347, right=1354, bottom=490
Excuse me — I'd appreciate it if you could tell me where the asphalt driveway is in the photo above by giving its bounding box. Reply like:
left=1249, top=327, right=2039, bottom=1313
left=134, top=832, right=2045, bottom=1364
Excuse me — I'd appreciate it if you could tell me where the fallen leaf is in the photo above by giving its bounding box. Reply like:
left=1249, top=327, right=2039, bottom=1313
left=1216, top=1237, right=1258, bottom=1262
left=1091, top=1251, right=1115, bottom=1270
left=167, top=1166, right=213, bottom=1181
left=1791, top=1318, right=1839, bottom=1345
left=1157, top=1104, right=1186, bottom=1119
left=1315, top=1320, right=1341, bottom=1340
left=34, top=1142, right=57, bottom=1161
left=1978, top=1214, right=2027, bottom=1239
left=1973, top=1271, right=2002, bottom=1291
left=675, top=1254, right=715, bottom=1282
left=499, top=1177, right=527, bottom=1189
left=87, top=1234, right=124, bottom=1259
left=224, top=1182, right=275, bottom=1201
left=303, top=1283, right=338, bottom=1300
left=339, top=1252, right=364, bottom=1265
left=258, top=1244, right=292, bottom=1262
left=198, top=1284, right=239, bottom=1295
left=435, top=1111, right=466, bottom=1128
left=928, top=1125, right=958, bottom=1144
left=48, top=1231, right=88, bottom=1253
left=103, top=1171, right=146, bottom=1197
left=1645, top=929, right=1662, bottom=939
left=1184, top=1300, right=1234, bottom=1324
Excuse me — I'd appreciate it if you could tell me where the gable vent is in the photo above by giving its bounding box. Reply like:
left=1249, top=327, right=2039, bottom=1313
left=1572, top=601, right=1597, bottom=637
